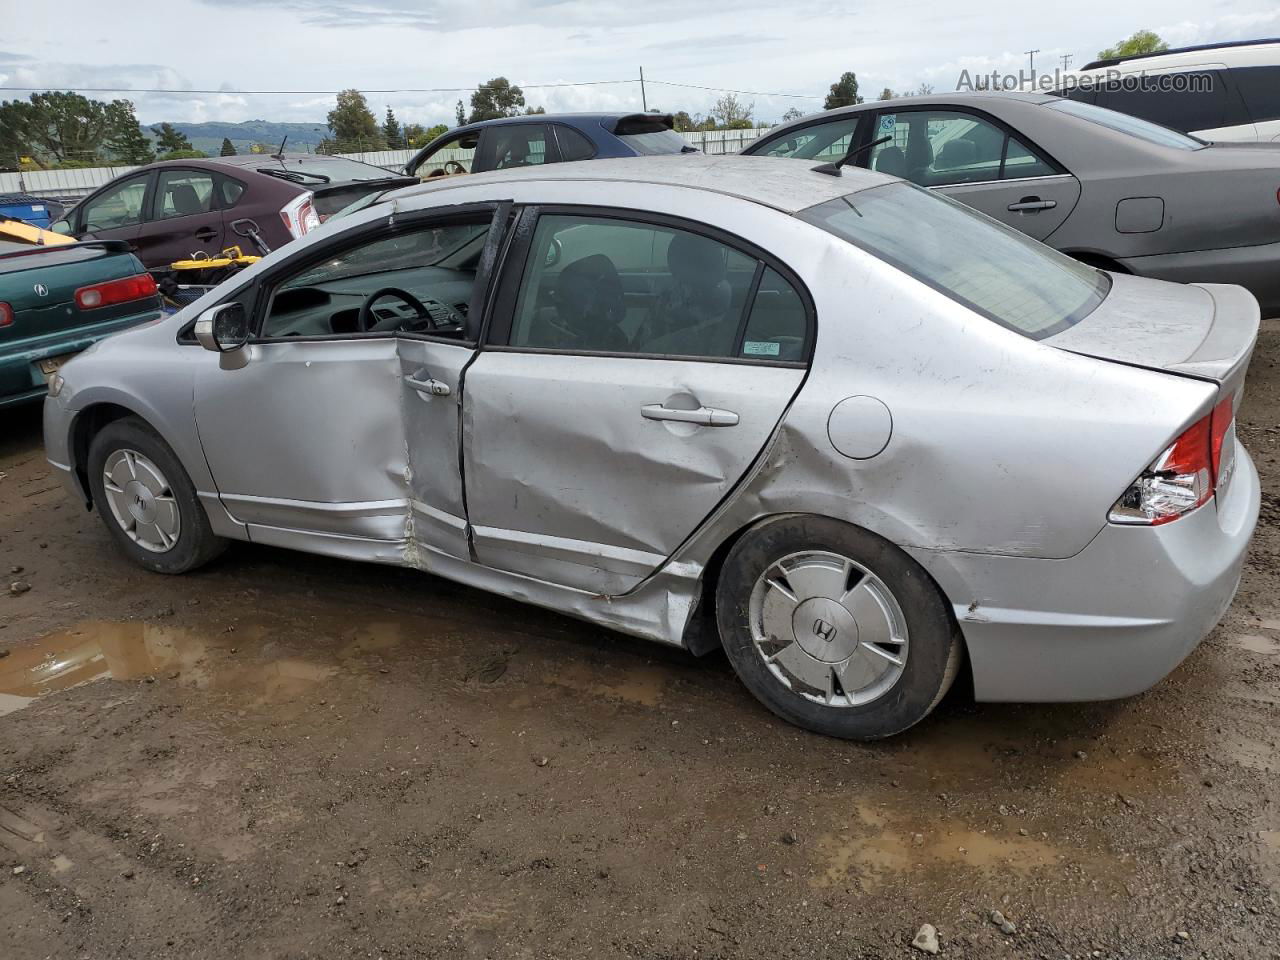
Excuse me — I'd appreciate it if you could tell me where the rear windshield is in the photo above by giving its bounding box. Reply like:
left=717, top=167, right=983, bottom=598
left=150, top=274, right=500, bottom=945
left=615, top=128, right=692, bottom=156
left=1046, top=98, right=1206, bottom=150
left=255, top=157, right=395, bottom=184
left=800, top=182, right=1108, bottom=340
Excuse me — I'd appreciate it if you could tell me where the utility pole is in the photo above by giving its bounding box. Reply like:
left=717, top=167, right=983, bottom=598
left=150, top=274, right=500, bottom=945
left=1060, top=53, right=1073, bottom=71
left=639, top=66, right=647, bottom=111
left=1025, top=48, right=1041, bottom=75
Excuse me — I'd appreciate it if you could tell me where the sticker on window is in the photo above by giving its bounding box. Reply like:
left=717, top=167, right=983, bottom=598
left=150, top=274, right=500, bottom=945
left=879, top=115, right=897, bottom=133
left=743, top=340, right=781, bottom=357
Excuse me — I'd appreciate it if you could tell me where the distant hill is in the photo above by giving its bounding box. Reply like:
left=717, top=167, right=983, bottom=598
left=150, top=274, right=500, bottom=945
left=164, top=121, right=329, bottom=156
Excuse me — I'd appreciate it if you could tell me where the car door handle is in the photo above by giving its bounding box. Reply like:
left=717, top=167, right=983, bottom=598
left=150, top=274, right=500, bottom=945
left=1007, top=197, right=1057, bottom=212
left=194, top=227, right=218, bottom=240
left=406, top=375, right=451, bottom=396
left=641, top=403, right=739, bottom=427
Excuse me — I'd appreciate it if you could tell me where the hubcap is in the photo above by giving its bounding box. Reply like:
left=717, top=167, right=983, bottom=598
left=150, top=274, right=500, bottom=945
left=102, top=449, right=181, bottom=554
left=748, top=550, right=909, bottom=707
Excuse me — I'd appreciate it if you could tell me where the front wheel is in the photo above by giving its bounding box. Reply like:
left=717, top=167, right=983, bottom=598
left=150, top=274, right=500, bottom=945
left=716, top=516, right=962, bottom=739
left=87, top=416, right=226, bottom=574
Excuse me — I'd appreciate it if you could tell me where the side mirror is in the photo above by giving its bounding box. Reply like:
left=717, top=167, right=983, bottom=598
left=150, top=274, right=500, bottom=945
left=50, top=219, right=72, bottom=235
left=194, top=302, right=250, bottom=353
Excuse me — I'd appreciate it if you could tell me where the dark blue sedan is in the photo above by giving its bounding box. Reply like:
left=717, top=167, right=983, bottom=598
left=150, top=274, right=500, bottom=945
left=403, top=113, right=694, bottom=179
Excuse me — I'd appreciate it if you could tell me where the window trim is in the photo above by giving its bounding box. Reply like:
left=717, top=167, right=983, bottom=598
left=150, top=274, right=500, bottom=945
left=483, top=204, right=816, bottom=368
left=860, top=105, right=1068, bottom=186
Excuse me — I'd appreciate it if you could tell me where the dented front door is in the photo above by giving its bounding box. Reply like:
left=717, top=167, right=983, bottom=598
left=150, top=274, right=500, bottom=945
left=462, top=353, right=804, bottom=595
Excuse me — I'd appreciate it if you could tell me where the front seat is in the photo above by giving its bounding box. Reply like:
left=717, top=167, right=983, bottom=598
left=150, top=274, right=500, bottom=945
left=533, top=254, right=628, bottom=350
left=497, top=139, right=530, bottom=170
left=644, top=233, right=736, bottom=356
left=904, top=132, right=935, bottom=182
left=873, top=145, right=907, bottom=178
left=936, top=139, right=977, bottom=170
left=169, top=183, right=203, bottom=217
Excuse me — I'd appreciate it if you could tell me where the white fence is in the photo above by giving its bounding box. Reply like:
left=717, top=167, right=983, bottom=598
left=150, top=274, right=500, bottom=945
left=0, top=127, right=770, bottom=202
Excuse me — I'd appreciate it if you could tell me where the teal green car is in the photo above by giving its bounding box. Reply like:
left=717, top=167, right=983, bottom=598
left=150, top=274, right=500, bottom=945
left=1, top=239, right=161, bottom=407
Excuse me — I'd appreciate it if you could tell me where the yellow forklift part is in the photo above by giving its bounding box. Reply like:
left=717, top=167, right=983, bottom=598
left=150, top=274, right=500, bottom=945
left=169, top=245, right=261, bottom=271
left=0, top=218, right=77, bottom=247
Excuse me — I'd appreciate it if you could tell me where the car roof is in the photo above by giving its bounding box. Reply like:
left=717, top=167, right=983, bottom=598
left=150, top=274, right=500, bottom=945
left=388, top=154, right=897, bottom=215
left=1082, top=36, right=1280, bottom=71
left=207, top=153, right=383, bottom=169
left=759, top=91, right=1058, bottom=139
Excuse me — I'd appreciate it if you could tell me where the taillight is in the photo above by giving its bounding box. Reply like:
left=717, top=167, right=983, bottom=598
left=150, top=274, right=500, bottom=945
left=1109, top=396, right=1236, bottom=526
left=0, top=302, right=12, bottom=327
left=280, top=192, right=320, bottom=239
left=74, top=273, right=158, bottom=310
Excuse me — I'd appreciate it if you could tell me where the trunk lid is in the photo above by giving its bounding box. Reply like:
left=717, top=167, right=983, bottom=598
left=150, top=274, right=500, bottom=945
left=1046, top=272, right=1258, bottom=397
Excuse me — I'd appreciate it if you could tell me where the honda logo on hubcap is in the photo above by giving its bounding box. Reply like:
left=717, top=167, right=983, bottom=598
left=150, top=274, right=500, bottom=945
left=812, top=618, right=837, bottom=642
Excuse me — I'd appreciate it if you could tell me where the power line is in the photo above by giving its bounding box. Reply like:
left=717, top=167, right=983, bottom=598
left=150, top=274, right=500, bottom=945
left=0, top=78, right=825, bottom=100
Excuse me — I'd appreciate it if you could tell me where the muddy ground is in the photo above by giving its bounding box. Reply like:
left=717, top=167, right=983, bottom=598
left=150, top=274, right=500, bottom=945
left=3, top=323, right=1280, bottom=960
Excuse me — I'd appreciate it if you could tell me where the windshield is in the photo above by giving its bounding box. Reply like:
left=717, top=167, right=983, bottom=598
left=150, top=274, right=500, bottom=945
left=1046, top=98, right=1207, bottom=150
left=800, top=182, right=1109, bottom=340
left=257, top=156, right=397, bottom=183
left=616, top=128, right=693, bottom=156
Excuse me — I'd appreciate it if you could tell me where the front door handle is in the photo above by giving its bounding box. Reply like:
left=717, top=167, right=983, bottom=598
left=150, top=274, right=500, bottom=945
left=406, top=375, right=451, bottom=396
left=641, top=403, right=739, bottom=427
left=194, top=226, right=218, bottom=240
left=1007, top=197, right=1057, bottom=212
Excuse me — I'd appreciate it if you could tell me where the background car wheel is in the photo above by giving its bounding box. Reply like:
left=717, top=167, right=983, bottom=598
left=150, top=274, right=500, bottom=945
left=716, top=515, right=962, bottom=739
left=87, top=416, right=226, bottom=574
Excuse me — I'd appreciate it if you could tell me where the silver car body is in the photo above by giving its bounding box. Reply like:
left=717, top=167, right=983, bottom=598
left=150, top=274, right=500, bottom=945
left=744, top=91, right=1280, bottom=315
left=44, top=156, right=1261, bottom=702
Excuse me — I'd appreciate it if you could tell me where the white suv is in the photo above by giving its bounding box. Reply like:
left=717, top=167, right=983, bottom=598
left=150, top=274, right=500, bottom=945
left=1054, top=38, right=1280, bottom=143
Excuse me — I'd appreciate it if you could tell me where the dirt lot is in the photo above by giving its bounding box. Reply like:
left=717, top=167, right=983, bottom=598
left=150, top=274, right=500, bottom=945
left=3, top=322, right=1280, bottom=960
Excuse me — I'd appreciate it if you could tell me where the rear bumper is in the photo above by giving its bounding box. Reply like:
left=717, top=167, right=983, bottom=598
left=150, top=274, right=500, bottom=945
left=910, top=442, right=1260, bottom=702
left=1119, top=241, right=1280, bottom=316
left=0, top=309, right=159, bottom=405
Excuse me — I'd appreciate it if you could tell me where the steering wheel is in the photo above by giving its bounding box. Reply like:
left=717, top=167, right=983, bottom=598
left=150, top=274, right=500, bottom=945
left=357, top=287, right=430, bottom=332
left=426, top=160, right=467, bottom=179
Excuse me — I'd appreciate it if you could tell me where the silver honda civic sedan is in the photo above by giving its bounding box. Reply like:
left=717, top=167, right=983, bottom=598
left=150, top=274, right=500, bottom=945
left=43, top=156, right=1261, bottom=739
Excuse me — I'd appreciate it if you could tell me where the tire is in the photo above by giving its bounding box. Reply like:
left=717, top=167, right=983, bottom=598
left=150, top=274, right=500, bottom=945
left=716, top=515, right=962, bottom=739
left=87, top=416, right=226, bottom=574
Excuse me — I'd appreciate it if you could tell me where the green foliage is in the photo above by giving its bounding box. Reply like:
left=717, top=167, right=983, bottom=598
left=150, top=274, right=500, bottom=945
left=1097, top=29, right=1169, bottom=61
left=0, top=91, right=154, bottom=167
left=219, top=137, right=237, bottom=156
left=150, top=121, right=192, bottom=153
left=824, top=72, right=864, bottom=109
left=455, top=99, right=466, bottom=127
left=158, top=148, right=208, bottom=160
left=878, top=87, right=896, bottom=100
left=326, top=89, right=385, bottom=152
left=710, top=93, right=753, bottom=129
left=382, top=107, right=402, bottom=149
left=781, top=107, right=805, bottom=122
left=468, top=77, right=525, bottom=123
left=404, top=123, right=447, bottom=148
left=671, top=110, right=695, bottom=132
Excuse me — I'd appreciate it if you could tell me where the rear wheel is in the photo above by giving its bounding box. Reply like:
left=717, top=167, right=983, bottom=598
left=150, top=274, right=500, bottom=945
left=87, top=417, right=226, bottom=574
left=716, top=516, right=961, bottom=739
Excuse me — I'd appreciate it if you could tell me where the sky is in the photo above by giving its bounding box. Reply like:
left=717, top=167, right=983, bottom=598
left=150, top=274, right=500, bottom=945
left=2, top=0, right=1279, bottom=127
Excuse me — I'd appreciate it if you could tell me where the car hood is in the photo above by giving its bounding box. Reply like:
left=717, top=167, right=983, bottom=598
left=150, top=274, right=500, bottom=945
left=1046, top=272, right=1258, bottom=393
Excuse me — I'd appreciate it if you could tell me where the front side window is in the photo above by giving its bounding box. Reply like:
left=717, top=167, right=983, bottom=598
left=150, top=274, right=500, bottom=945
left=80, top=176, right=148, bottom=231
left=507, top=214, right=808, bottom=362
left=1046, top=98, right=1206, bottom=149
left=754, top=118, right=860, bottom=163
left=476, top=124, right=551, bottom=171
left=801, top=183, right=1108, bottom=340
left=868, top=111, right=1054, bottom=185
left=261, top=219, right=493, bottom=339
left=155, top=170, right=215, bottom=220
left=412, top=132, right=479, bottom=178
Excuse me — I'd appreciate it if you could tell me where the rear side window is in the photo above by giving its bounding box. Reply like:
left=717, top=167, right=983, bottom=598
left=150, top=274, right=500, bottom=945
left=754, top=118, right=860, bottom=163
left=1095, top=71, right=1232, bottom=133
left=1232, top=66, right=1280, bottom=124
left=800, top=183, right=1108, bottom=340
left=508, top=214, right=809, bottom=362
left=1046, top=98, right=1205, bottom=149
left=554, top=126, right=596, bottom=162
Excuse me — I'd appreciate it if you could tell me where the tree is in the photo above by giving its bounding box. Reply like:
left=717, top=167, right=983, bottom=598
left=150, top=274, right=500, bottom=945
left=781, top=106, right=805, bottom=122
left=468, top=77, right=525, bottom=123
left=710, top=93, right=754, bottom=129
left=824, top=72, right=863, bottom=109
left=523, top=105, right=546, bottom=115
left=404, top=122, right=447, bottom=148
left=455, top=99, right=466, bottom=127
left=878, top=87, right=896, bottom=100
left=219, top=137, right=237, bottom=156
left=1097, top=29, right=1168, bottom=61
left=0, top=92, right=153, bottom=166
left=327, top=89, right=384, bottom=152
left=158, top=148, right=207, bottom=161
left=382, top=107, right=402, bottom=149
left=671, top=111, right=695, bottom=132
left=150, top=122, right=191, bottom=153
left=913, top=82, right=934, bottom=96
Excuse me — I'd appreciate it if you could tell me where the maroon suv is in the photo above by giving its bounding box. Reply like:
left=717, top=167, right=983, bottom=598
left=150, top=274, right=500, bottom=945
left=53, top=154, right=415, bottom=270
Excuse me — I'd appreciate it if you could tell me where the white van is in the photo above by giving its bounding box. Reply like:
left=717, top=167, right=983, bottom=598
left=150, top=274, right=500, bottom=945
left=1054, top=38, right=1280, bottom=142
